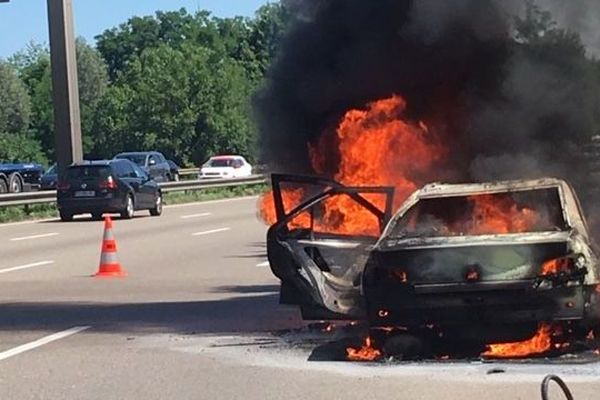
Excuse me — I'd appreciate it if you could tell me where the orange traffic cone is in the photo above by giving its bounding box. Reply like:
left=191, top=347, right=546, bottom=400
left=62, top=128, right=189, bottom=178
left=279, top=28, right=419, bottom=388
left=95, top=216, right=127, bottom=278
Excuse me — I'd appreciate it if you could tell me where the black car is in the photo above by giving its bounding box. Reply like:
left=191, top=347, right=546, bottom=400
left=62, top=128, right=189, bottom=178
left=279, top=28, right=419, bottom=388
left=114, top=152, right=171, bottom=182
left=57, top=160, right=163, bottom=222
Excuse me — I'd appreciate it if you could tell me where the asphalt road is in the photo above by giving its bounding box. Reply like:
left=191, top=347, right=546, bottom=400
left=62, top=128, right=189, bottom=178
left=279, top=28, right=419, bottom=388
left=0, top=196, right=599, bottom=400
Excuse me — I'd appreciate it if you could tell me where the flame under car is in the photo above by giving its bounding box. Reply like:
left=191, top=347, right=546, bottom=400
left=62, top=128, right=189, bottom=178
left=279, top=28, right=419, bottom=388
left=266, top=175, right=600, bottom=347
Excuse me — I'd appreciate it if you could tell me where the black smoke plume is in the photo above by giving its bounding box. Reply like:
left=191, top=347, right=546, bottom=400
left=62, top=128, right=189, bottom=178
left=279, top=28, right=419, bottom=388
left=254, top=0, right=600, bottom=231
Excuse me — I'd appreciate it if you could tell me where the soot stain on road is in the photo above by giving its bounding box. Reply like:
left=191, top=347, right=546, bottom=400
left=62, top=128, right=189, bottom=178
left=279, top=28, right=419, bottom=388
left=139, top=322, right=600, bottom=380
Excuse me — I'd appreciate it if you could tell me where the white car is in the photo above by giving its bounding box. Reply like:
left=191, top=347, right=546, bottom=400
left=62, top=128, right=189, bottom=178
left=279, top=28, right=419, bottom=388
left=199, top=155, right=253, bottom=179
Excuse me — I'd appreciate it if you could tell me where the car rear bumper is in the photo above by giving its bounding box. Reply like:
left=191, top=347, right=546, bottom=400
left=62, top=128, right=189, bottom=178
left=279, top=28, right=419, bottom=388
left=365, top=281, right=589, bottom=327
left=58, top=197, right=125, bottom=214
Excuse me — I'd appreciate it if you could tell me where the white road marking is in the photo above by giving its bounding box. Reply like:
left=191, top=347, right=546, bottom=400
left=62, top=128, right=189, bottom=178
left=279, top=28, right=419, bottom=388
left=0, top=326, right=90, bottom=362
left=180, top=212, right=212, bottom=219
left=256, top=261, right=270, bottom=267
left=0, top=196, right=260, bottom=227
left=0, top=218, right=57, bottom=228
left=192, top=227, right=231, bottom=236
left=0, top=260, right=54, bottom=274
left=9, top=232, right=59, bottom=242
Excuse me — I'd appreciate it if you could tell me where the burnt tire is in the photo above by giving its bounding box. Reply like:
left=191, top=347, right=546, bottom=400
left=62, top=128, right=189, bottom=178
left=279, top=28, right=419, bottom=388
left=121, top=194, right=135, bottom=219
left=149, top=193, right=163, bottom=216
left=59, top=210, right=73, bottom=222
left=8, top=173, right=23, bottom=193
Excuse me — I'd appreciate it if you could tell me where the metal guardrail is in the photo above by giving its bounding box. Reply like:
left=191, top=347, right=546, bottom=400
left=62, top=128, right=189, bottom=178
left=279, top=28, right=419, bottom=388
left=178, top=168, right=199, bottom=177
left=0, top=175, right=267, bottom=208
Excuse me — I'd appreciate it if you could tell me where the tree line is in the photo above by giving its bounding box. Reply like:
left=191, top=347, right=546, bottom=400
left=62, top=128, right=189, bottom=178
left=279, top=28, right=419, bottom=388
left=0, top=4, right=289, bottom=167
left=0, top=1, right=599, bottom=170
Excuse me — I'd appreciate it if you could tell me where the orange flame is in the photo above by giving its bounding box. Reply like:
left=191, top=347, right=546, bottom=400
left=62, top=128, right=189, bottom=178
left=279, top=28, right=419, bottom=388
left=482, top=323, right=553, bottom=359
left=467, top=195, right=539, bottom=235
left=259, top=95, right=444, bottom=235
left=259, top=94, right=547, bottom=238
left=346, top=336, right=382, bottom=361
left=541, top=258, right=572, bottom=276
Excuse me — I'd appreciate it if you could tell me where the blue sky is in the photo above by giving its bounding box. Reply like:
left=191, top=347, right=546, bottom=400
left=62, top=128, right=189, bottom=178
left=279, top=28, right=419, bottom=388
left=0, top=0, right=271, bottom=58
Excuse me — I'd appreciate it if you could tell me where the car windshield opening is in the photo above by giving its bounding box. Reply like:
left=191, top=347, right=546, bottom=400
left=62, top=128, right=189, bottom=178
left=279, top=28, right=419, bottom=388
left=66, top=166, right=111, bottom=180
left=207, top=158, right=235, bottom=167
left=116, top=154, right=146, bottom=166
left=391, top=188, right=567, bottom=238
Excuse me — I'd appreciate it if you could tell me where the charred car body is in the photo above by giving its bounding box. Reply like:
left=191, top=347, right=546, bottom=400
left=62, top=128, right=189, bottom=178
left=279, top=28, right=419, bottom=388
left=267, top=175, right=600, bottom=348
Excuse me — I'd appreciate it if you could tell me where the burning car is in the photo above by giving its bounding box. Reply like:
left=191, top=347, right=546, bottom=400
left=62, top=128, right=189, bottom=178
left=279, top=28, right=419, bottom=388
left=266, top=174, right=600, bottom=354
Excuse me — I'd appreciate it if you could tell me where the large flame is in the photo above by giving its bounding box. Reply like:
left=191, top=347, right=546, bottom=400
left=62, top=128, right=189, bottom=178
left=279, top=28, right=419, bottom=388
left=259, top=94, right=546, bottom=237
left=259, top=95, right=443, bottom=236
left=482, top=323, right=554, bottom=359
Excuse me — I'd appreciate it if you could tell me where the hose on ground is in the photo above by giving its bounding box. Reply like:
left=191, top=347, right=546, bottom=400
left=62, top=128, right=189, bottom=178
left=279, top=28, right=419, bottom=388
left=541, top=375, right=574, bottom=400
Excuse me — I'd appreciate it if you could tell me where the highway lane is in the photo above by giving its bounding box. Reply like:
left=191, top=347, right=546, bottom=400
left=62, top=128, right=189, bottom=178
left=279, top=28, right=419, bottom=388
left=0, top=196, right=599, bottom=399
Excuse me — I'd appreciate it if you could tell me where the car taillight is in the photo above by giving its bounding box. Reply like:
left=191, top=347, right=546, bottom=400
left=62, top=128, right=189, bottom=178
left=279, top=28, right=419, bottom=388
left=57, top=181, right=71, bottom=190
left=99, top=176, right=117, bottom=190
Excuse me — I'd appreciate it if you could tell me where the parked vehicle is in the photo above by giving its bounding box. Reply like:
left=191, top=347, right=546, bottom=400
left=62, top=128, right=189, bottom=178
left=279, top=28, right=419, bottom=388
left=0, top=162, right=44, bottom=193
left=57, top=160, right=162, bottom=221
left=114, top=152, right=171, bottom=182
left=199, top=155, right=252, bottom=179
left=266, top=174, right=599, bottom=350
left=40, top=164, right=58, bottom=190
left=167, top=160, right=180, bottom=181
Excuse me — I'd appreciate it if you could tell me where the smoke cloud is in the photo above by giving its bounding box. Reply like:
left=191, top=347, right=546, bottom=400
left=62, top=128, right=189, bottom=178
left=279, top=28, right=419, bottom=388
left=254, top=0, right=600, bottom=231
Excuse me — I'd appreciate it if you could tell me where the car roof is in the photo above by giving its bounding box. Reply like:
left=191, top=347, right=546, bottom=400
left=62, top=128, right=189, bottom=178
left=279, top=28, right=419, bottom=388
left=115, top=152, right=154, bottom=156
left=70, top=160, right=130, bottom=167
left=210, top=155, right=244, bottom=160
left=417, top=177, right=568, bottom=199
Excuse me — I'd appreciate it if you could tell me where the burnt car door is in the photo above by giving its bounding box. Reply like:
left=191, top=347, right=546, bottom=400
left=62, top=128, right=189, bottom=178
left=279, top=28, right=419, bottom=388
left=267, top=174, right=394, bottom=320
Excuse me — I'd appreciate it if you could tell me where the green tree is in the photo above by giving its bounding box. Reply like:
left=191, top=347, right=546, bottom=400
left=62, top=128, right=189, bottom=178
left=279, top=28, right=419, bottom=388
left=247, top=3, right=291, bottom=76
left=10, top=39, right=109, bottom=159
left=0, top=133, right=47, bottom=164
left=76, top=39, right=109, bottom=153
left=0, top=61, right=31, bottom=134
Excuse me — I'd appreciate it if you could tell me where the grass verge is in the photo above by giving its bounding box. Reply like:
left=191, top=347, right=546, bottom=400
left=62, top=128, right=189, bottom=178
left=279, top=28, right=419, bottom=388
left=0, top=183, right=268, bottom=224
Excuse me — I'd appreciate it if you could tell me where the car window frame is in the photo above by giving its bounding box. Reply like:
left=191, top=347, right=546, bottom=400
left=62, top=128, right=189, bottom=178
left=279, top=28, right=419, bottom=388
left=131, top=163, right=149, bottom=180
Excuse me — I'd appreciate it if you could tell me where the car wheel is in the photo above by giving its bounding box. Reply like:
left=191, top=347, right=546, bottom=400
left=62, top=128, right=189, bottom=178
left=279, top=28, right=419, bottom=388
left=8, top=173, right=23, bottom=193
left=149, top=193, right=163, bottom=216
left=0, top=177, right=7, bottom=194
left=121, top=194, right=135, bottom=219
left=59, top=210, right=73, bottom=222
left=91, top=212, right=104, bottom=221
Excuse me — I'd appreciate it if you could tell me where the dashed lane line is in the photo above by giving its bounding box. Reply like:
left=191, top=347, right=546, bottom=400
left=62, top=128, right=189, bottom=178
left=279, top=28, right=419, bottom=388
left=180, top=212, right=212, bottom=219
left=0, top=260, right=54, bottom=274
left=192, top=227, right=231, bottom=237
left=9, top=232, right=60, bottom=242
left=0, top=326, right=91, bottom=362
left=256, top=261, right=270, bottom=267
